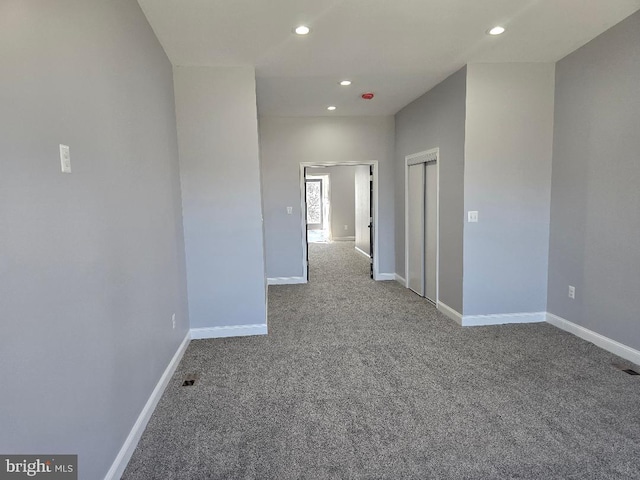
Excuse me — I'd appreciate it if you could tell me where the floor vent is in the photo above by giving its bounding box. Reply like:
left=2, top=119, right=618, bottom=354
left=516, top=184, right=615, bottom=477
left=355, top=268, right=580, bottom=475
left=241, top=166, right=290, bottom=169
left=182, top=374, right=199, bottom=386
left=613, top=364, right=639, bottom=376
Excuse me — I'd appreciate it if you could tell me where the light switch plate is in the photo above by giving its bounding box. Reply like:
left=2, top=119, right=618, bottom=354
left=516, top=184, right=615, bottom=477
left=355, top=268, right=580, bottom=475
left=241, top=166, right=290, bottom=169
left=468, top=211, right=479, bottom=223
left=59, top=144, right=71, bottom=173
left=286, top=206, right=293, bottom=215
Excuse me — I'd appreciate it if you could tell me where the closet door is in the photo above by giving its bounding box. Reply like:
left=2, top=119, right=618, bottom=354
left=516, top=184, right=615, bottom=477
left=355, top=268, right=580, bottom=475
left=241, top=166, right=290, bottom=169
left=407, top=163, right=425, bottom=296
left=424, top=162, right=437, bottom=303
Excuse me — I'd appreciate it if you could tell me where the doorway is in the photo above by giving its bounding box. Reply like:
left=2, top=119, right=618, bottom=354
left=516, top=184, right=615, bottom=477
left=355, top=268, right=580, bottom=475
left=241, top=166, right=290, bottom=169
left=405, top=149, right=439, bottom=304
left=300, top=161, right=379, bottom=282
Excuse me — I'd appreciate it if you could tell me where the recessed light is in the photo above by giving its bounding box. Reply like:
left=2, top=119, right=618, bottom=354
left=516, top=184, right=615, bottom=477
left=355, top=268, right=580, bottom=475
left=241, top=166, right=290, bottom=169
left=294, top=25, right=310, bottom=35
left=488, top=26, right=506, bottom=36
left=327, top=106, right=337, bottom=111
left=339, top=80, right=352, bottom=86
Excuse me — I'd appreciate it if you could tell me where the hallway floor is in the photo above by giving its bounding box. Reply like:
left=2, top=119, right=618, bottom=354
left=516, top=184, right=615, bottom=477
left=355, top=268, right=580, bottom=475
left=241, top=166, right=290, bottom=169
left=123, top=242, right=640, bottom=479
left=307, top=229, right=329, bottom=243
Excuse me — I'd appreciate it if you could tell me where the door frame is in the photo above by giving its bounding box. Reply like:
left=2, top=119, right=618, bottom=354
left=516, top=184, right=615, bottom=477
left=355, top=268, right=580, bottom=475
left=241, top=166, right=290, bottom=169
left=404, top=148, right=440, bottom=303
left=299, top=161, right=380, bottom=281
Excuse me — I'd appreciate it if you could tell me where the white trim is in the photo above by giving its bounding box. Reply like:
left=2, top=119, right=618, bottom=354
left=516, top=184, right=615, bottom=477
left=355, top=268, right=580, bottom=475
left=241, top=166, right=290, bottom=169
left=462, top=311, right=546, bottom=327
left=394, top=274, right=406, bottom=286
left=546, top=313, right=640, bottom=366
left=404, top=148, right=440, bottom=304
left=355, top=246, right=370, bottom=259
left=375, top=273, right=396, bottom=281
left=332, top=236, right=355, bottom=241
left=406, top=149, right=438, bottom=165
left=301, top=161, right=380, bottom=281
left=436, top=304, right=545, bottom=327
left=104, top=332, right=190, bottom=480
left=437, top=301, right=463, bottom=325
left=267, top=276, right=307, bottom=285
left=190, top=324, right=268, bottom=339
left=435, top=154, right=440, bottom=305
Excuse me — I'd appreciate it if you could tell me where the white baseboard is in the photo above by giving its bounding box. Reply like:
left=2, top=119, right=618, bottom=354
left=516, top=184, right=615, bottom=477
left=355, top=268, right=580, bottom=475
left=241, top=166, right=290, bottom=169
left=332, top=236, right=355, bottom=241
left=105, top=332, right=190, bottom=480
left=462, top=311, right=546, bottom=327
left=435, top=304, right=545, bottom=328
left=546, top=313, right=640, bottom=366
left=375, top=273, right=396, bottom=281
left=190, top=324, right=268, bottom=339
left=267, top=276, right=307, bottom=285
left=355, top=246, right=370, bottom=259
left=394, top=274, right=407, bottom=287
left=437, top=301, right=463, bottom=325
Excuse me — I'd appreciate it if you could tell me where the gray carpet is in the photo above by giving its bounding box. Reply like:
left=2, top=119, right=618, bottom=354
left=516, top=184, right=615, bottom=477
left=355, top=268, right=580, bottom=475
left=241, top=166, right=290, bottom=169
left=123, top=242, right=640, bottom=479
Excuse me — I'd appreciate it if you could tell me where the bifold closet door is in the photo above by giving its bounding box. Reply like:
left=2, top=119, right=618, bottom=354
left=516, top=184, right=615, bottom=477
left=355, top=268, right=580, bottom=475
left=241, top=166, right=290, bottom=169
left=424, top=162, right=437, bottom=303
left=407, top=163, right=425, bottom=296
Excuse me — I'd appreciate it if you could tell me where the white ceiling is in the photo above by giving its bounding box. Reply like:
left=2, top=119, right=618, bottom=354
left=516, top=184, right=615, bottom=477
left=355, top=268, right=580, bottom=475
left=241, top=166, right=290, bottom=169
left=137, top=0, right=640, bottom=117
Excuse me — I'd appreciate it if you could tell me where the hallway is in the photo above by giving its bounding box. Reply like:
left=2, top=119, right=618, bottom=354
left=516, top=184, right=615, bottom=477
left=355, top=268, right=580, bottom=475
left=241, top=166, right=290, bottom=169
left=123, top=242, right=640, bottom=479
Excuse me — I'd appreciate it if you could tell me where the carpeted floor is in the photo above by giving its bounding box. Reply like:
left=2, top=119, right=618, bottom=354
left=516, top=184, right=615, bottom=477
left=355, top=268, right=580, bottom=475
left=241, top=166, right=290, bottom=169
left=123, top=242, right=640, bottom=479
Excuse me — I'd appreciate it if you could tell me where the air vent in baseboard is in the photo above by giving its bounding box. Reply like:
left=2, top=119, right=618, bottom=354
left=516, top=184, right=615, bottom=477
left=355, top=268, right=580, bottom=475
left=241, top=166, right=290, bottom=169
left=181, top=373, right=199, bottom=386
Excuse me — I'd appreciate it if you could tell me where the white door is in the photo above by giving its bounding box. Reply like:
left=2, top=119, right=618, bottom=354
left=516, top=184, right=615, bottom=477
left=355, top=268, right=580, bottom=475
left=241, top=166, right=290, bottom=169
left=425, top=162, right=437, bottom=303
left=407, top=163, right=425, bottom=296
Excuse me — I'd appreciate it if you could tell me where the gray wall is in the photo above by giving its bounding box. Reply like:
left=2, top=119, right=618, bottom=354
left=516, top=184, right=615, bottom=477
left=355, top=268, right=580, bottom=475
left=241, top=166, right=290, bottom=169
left=307, top=166, right=357, bottom=239
left=174, top=66, right=267, bottom=329
left=464, top=63, right=555, bottom=316
left=0, top=1, right=189, bottom=478
left=464, top=63, right=554, bottom=315
left=548, top=11, right=640, bottom=350
left=395, top=67, right=467, bottom=313
left=355, top=166, right=371, bottom=255
left=260, top=116, right=395, bottom=278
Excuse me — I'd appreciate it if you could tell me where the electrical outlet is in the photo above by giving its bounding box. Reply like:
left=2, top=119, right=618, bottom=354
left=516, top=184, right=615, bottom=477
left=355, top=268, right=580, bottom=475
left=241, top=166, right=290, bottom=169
left=468, top=211, right=479, bottom=223
left=172, top=313, right=176, bottom=329
left=344, top=225, right=348, bottom=230
left=568, top=286, right=575, bottom=299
